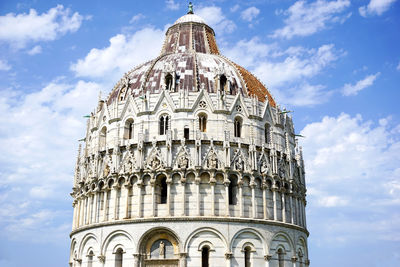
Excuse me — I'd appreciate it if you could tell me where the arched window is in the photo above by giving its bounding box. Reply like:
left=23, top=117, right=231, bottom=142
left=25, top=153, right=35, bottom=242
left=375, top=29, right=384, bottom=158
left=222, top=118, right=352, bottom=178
left=165, top=73, right=173, bottom=91
left=234, top=117, right=242, bottom=138
left=184, top=126, right=190, bottom=140
left=244, top=246, right=251, bottom=267
left=159, top=114, right=170, bottom=135
left=265, top=124, right=271, bottom=144
left=124, top=119, right=134, bottom=139
left=201, top=246, right=210, bottom=267
left=115, top=248, right=123, bottom=267
left=220, top=74, right=227, bottom=92
left=228, top=176, right=237, bottom=205
left=278, top=248, right=284, bottom=267
left=199, top=114, right=207, bottom=132
left=87, top=251, right=94, bottom=267
left=160, top=177, right=167, bottom=204
left=100, top=127, right=107, bottom=148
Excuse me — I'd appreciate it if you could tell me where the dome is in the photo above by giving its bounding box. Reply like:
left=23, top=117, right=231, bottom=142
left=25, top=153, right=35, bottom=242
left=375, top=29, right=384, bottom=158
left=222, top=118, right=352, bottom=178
left=106, top=11, right=276, bottom=108
left=173, top=13, right=206, bottom=25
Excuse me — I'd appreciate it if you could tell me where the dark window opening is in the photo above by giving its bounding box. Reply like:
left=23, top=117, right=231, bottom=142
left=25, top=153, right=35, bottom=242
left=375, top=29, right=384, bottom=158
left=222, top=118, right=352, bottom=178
left=165, top=73, right=173, bottom=91
left=220, top=75, right=227, bottom=92
left=199, top=115, right=207, bottom=132
left=244, top=246, right=251, bottom=267
left=265, top=124, right=271, bottom=144
left=234, top=118, right=242, bottom=138
left=228, top=177, right=237, bottom=205
left=278, top=248, right=284, bottom=267
left=184, top=127, right=190, bottom=140
left=159, top=115, right=170, bottom=135
left=201, top=246, right=210, bottom=267
left=160, top=177, right=167, bottom=204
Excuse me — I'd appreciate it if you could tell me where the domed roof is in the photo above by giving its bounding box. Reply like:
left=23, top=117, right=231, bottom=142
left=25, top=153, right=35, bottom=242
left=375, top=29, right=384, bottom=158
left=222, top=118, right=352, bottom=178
left=107, top=11, right=276, bottom=108
left=174, top=13, right=206, bottom=25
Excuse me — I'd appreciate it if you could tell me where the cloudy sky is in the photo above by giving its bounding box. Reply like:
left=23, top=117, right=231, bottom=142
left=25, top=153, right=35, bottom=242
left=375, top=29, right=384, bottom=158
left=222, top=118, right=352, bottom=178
left=0, top=0, right=399, bottom=266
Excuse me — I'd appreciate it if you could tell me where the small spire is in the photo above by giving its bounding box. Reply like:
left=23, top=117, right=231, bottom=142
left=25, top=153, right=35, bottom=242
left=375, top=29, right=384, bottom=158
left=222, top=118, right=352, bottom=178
left=188, top=2, right=194, bottom=14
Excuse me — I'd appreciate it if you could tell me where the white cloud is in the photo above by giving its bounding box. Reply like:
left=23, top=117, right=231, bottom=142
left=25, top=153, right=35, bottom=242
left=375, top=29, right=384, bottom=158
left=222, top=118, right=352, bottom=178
left=0, top=80, right=100, bottom=242
left=230, top=4, right=240, bottom=12
left=197, top=6, right=236, bottom=34
left=71, top=27, right=164, bottom=79
left=359, top=0, right=397, bottom=17
left=271, top=0, right=351, bottom=39
left=129, top=13, right=145, bottom=24
left=301, top=113, right=400, bottom=241
left=165, top=0, right=180, bottom=10
left=27, top=45, right=42, bottom=55
left=223, top=38, right=340, bottom=106
left=342, top=72, right=380, bottom=96
left=0, top=5, right=87, bottom=49
left=241, top=7, right=260, bottom=22
left=0, top=59, right=11, bottom=71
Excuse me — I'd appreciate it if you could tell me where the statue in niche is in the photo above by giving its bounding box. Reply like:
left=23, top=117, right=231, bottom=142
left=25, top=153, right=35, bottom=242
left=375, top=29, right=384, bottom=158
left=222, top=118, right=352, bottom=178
left=177, top=154, right=189, bottom=169
left=159, top=241, right=165, bottom=259
left=151, top=156, right=161, bottom=170
left=103, top=163, right=110, bottom=177
left=235, top=156, right=244, bottom=171
left=124, top=159, right=133, bottom=174
left=208, top=152, right=218, bottom=169
left=260, top=159, right=269, bottom=175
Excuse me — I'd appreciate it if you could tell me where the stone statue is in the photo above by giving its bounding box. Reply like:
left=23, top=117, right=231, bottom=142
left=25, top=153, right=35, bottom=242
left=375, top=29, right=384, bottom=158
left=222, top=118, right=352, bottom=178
left=178, top=154, right=189, bottom=169
left=103, top=163, right=110, bottom=177
left=235, top=156, right=243, bottom=171
left=208, top=152, right=218, bottom=169
left=260, top=160, right=269, bottom=175
left=151, top=157, right=161, bottom=170
left=159, top=241, right=165, bottom=258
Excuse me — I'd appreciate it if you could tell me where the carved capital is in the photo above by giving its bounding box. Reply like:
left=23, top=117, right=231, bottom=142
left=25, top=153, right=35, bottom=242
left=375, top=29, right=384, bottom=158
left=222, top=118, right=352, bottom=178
left=97, top=255, right=105, bottom=263
left=264, top=255, right=272, bottom=261
left=291, top=256, right=297, bottom=262
left=224, top=252, right=233, bottom=259
left=179, top=252, right=188, bottom=259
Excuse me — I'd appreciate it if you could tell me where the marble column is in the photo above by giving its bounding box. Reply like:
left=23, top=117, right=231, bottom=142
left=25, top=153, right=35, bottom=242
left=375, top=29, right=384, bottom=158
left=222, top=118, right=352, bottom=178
left=179, top=253, right=187, bottom=267
left=123, top=184, right=131, bottom=219
left=251, top=181, right=256, bottom=218
left=282, top=190, right=286, bottom=223
left=151, top=180, right=156, bottom=217
left=166, top=178, right=172, bottom=216
left=195, top=177, right=201, bottom=216
left=137, top=181, right=144, bottom=218
left=181, top=178, right=186, bottom=216
left=239, top=182, right=244, bottom=217
left=262, top=183, right=268, bottom=220
left=290, top=193, right=294, bottom=224
left=133, top=253, right=140, bottom=267
left=224, top=181, right=230, bottom=217
left=272, top=188, right=277, bottom=221
left=111, top=185, right=119, bottom=220
left=103, top=189, right=109, bottom=222
left=210, top=178, right=216, bottom=216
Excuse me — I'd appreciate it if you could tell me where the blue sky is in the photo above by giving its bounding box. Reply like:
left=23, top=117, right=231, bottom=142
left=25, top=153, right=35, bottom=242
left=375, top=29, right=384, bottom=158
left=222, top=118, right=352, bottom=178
left=0, top=0, right=399, bottom=266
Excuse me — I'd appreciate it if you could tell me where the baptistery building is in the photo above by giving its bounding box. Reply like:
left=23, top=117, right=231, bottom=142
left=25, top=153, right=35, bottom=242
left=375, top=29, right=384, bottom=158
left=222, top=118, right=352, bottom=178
left=70, top=7, right=309, bottom=267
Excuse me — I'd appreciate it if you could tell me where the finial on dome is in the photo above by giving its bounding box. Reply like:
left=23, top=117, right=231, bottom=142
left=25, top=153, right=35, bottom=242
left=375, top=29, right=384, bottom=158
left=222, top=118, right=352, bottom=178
left=188, top=2, right=194, bottom=14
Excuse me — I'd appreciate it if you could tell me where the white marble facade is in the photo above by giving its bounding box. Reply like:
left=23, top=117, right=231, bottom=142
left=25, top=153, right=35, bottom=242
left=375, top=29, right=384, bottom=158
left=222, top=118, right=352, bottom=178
left=70, top=12, right=309, bottom=267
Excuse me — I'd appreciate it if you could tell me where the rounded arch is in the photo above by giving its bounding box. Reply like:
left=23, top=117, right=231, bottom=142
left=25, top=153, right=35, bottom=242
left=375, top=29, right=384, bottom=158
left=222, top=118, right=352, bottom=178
left=198, top=240, right=215, bottom=251
left=101, top=230, right=134, bottom=255
left=70, top=238, right=78, bottom=262
left=184, top=227, right=228, bottom=252
left=230, top=228, right=267, bottom=254
left=269, top=231, right=295, bottom=255
left=295, top=236, right=308, bottom=258
left=112, top=244, right=126, bottom=254
left=137, top=226, right=182, bottom=255
left=78, top=233, right=99, bottom=257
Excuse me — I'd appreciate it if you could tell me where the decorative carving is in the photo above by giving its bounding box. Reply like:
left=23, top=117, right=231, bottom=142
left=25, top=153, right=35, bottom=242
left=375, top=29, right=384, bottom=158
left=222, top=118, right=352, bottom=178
left=207, top=152, right=218, bottom=169
left=235, top=105, right=242, bottom=113
left=231, top=148, right=249, bottom=172
left=97, top=255, right=105, bottom=263
left=198, top=100, right=207, bottom=109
